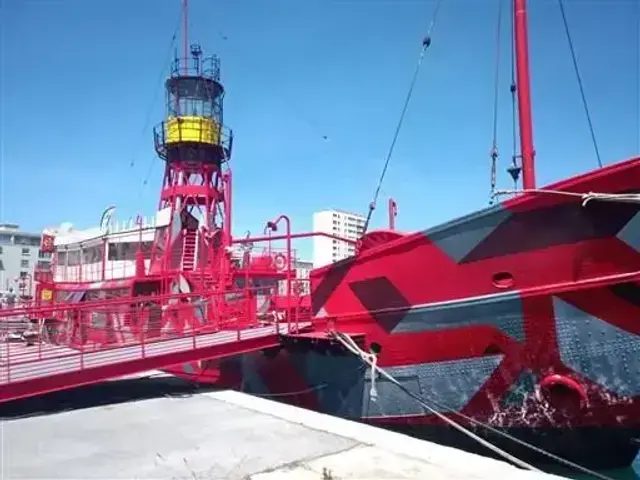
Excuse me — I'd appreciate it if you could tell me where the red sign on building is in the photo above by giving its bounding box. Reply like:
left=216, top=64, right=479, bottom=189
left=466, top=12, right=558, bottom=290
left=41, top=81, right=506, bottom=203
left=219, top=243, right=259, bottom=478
left=40, top=234, right=55, bottom=253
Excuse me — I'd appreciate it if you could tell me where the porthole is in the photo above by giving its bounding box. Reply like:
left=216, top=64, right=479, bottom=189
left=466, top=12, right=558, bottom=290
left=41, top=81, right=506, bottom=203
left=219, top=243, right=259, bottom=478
left=492, top=272, right=514, bottom=289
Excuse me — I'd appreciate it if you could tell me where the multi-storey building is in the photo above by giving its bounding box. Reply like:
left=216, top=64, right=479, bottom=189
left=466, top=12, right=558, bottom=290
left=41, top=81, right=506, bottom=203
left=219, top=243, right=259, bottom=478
left=312, top=210, right=365, bottom=267
left=277, top=259, right=313, bottom=295
left=0, top=223, right=52, bottom=298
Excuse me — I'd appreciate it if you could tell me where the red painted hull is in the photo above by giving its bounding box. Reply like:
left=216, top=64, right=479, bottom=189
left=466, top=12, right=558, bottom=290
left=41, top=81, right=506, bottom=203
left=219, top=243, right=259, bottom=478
left=166, top=156, right=640, bottom=468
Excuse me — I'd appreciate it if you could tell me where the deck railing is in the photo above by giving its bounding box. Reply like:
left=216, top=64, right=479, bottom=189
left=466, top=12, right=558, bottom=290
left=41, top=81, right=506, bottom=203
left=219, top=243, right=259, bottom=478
left=0, top=285, right=311, bottom=389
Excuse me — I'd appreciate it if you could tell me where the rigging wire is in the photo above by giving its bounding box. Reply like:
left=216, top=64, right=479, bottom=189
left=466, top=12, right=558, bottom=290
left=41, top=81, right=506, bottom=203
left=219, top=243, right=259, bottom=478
left=130, top=10, right=182, bottom=171
left=136, top=15, right=183, bottom=197
left=210, top=28, right=330, bottom=144
left=137, top=156, right=161, bottom=199
left=489, top=0, right=504, bottom=204
left=361, top=0, right=444, bottom=236
left=332, top=331, right=616, bottom=480
left=557, top=0, right=603, bottom=169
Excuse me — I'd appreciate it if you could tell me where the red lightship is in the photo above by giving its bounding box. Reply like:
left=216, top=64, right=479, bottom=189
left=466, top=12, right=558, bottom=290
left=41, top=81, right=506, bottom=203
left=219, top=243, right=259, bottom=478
left=1, top=0, right=639, bottom=471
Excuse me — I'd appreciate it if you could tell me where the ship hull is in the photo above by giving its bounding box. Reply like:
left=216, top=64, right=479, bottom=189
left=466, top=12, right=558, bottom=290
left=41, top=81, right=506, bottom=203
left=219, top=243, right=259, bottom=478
left=164, top=330, right=640, bottom=470
left=166, top=157, right=640, bottom=469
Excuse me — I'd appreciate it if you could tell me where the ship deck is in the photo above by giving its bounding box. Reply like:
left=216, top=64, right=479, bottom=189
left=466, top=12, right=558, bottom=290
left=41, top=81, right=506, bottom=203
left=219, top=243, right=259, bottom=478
left=0, top=376, right=566, bottom=479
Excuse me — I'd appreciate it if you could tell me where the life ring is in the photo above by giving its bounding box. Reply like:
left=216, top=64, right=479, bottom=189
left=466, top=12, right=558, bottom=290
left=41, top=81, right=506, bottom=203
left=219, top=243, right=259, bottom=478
left=274, top=253, right=287, bottom=271
left=538, top=374, right=587, bottom=412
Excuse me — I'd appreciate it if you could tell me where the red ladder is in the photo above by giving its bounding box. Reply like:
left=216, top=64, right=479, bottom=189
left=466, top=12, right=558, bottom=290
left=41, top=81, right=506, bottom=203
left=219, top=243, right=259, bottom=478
left=181, top=229, right=198, bottom=271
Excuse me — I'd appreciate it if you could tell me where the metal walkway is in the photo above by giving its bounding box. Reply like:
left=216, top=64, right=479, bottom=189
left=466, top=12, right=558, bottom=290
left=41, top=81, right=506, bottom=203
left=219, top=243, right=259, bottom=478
left=0, top=322, right=310, bottom=404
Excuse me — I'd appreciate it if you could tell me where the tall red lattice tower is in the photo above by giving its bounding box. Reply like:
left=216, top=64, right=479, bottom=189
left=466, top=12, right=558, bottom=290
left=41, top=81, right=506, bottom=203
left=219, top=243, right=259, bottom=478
left=150, top=33, right=234, bottom=291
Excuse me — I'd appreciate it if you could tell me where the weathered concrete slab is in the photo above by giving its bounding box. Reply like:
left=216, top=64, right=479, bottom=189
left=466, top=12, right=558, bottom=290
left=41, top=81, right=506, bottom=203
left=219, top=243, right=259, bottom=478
left=251, top=445, right=559, bottom=479
left=0, top=379, right=567, bottom=479
left=214, top=390, right=566, bottom=480
left=2, top=393, right=355, bottom=479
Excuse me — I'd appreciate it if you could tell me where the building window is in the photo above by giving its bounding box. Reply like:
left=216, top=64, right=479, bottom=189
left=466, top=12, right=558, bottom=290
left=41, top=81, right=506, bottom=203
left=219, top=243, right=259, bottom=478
left=0, top=260, right=4, bottom=270
left=107, top=241, right=153, bottom=261
left=21, top=247, right=30, bottom=256
left=20, top=260, right=29, bottom=268
left=0, top=245, right=3, bottom=254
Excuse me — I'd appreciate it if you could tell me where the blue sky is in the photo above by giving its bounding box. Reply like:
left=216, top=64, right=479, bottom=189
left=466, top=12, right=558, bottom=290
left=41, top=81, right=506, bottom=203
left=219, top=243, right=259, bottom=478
left=1, top=0, right=638, bottom=259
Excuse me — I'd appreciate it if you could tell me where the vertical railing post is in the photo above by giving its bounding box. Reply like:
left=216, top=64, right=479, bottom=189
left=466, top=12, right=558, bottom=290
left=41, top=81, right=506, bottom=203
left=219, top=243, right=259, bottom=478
left=247, top=288, right=254, bottom=330
left=79, top=308, right=85, bottom=371
left=79, top=244, right=83, bottom=283
left=285, top=219, right=293, bottom=333
left=38, top=319, right=43, bottom=360
left=140, top=303, right=146, bottom=359
left=192, top=303, right=197, bottom=349
left=295, top=282, right=300, bottom=327
left=265, top=215, right=293, bottom=334
left=6, top=337, right=11, bottom=383
left=101, top=239, right=107, bottom=281
left=238, top=290, right=244, bottom=342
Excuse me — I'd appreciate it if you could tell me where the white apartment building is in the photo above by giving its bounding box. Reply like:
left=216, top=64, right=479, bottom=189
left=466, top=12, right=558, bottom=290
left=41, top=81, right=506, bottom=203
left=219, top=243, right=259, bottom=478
left=277, top=259, right=313, bottom=295
left=312, top=210, right=365, bottom=267
left=0, top=223, right=52, bottom=298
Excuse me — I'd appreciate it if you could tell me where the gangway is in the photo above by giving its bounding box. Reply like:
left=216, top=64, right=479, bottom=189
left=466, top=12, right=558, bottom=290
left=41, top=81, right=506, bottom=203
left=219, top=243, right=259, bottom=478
left=0, top=291, right=312, bottom=404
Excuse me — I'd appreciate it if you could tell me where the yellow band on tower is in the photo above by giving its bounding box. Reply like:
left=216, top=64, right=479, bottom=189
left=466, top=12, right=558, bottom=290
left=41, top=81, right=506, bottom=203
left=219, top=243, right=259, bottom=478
left=166, top=116, right=220, bottom=145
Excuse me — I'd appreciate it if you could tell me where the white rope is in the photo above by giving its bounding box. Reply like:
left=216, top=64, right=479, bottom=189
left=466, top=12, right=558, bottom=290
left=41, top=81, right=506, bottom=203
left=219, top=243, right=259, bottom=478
left=333, top=331, right=379, bottom=402
left=493, top=188, right=640, bottom=207
left=331, top=331, right=617, bottom=480
left=330, top=331, right=540, bottom=472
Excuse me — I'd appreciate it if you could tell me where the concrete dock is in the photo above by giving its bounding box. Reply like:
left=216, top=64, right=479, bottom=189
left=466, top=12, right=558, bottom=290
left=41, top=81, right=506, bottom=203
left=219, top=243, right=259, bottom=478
left=0, top=376, right=567, bottom=479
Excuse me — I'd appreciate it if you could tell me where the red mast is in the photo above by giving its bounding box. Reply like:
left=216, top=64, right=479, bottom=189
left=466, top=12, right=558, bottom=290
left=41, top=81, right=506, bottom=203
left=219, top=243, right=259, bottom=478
left=513, top=0, right=536, bottom=189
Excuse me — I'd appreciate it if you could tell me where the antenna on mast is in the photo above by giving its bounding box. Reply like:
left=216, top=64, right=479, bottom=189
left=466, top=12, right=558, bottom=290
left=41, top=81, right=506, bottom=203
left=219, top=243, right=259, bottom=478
left=182, top=0, right=189, bottom=76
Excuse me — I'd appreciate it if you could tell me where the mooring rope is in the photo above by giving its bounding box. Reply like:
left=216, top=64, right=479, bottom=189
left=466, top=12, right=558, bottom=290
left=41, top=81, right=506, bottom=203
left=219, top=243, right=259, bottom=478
left=331, top=330, right=616, bottom=480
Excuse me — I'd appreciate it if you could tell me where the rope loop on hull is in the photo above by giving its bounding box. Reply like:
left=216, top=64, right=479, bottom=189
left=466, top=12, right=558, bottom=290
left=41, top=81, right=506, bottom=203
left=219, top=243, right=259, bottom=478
left=332, top=330, right=379, bottom=401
